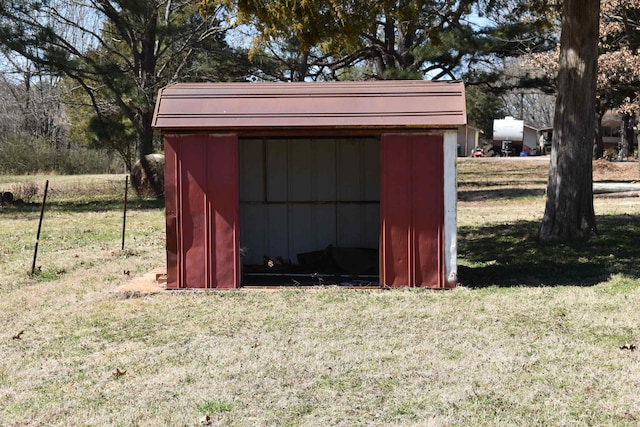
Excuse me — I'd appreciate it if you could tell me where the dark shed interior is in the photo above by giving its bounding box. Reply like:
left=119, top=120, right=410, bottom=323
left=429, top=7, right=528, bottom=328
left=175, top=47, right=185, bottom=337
left=239, top=137, right=380, bottom=285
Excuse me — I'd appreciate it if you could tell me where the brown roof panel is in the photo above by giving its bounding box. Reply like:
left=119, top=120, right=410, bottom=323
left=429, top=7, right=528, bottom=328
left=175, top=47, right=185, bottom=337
left=152, top=80, right=466, bottom=131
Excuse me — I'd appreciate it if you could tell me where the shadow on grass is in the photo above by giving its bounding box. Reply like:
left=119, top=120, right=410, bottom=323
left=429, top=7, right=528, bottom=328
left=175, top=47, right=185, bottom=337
left=49, top=198, right=164, bottom=212
left=458, top=188, right=545, bottom=201
left=457, top=179, right=548, bottom=189
left=458, top=214, right=640, bottom=288
left=0, top=197, right=164, bottom=215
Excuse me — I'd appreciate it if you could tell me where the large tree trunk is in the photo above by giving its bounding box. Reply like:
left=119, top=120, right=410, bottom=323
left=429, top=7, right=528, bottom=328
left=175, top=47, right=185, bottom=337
left=539, top=0, right=600, bottom=241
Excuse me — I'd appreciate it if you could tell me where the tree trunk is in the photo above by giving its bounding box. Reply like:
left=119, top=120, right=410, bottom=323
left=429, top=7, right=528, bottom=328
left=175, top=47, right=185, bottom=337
left=132, top=5, right=163, bottom=199
left=539, top=0, right=600, bottom=241
left=594, top=111, right=604, bottom=159
left=132, top=109, right=163, bottom=198
left=621, top=115, right=635, bottom=160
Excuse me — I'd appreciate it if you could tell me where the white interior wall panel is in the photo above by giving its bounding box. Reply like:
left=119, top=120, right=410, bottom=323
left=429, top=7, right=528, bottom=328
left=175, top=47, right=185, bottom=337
left=266, top=139, right=288, bottom=202
left=239, top=139, right=264, bottom=201
left=314, top=140, right=337, bottom=201
left=288, top=139, right=313, bottom=201
left=335, top=205, right=380, bottom=248
left=361, top=139, right=380, bottom=201
left=240, top=205, right=267, bottom=262
left=240, top=138, right=379, bottom=265
left=266, top=205, right=289, bottom=263
left=337, top=139, right=361, bottom=201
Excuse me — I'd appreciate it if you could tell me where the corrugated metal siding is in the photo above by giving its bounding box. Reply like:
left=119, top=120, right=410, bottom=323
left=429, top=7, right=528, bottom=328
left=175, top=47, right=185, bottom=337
left=152, top=81, right=466, bottom=131
left=239, top=138, right=379, bottom=266
left=164, top=134, right=240, bottom=289
left=381, top=134, right=444, bottom=288
left=164, top=136, right=179, bottom=289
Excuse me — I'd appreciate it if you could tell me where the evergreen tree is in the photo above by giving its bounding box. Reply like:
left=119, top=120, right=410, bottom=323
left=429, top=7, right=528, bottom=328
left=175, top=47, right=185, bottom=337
left=0, top=1, right=249, bottom=195
left=202, top=0, right=558, bottom=82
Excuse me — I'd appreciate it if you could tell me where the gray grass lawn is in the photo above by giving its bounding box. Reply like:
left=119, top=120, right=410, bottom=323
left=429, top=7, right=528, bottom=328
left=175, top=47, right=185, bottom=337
left=1, top=160, right=639, bottom=426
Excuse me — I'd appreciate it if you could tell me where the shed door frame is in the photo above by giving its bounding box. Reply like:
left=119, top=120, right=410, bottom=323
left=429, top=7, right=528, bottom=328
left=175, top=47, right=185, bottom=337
left=238, top=137, right=380, bottom=272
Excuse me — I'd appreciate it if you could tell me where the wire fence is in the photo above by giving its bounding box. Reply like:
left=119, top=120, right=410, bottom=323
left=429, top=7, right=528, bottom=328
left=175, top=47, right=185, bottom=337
left=0, top=174, right=129, bottom=206
left=0, top=175, right=142, bottom=276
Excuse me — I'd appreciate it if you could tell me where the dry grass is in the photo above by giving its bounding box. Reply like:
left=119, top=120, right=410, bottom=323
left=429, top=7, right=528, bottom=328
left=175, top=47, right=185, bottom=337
left=1, top=167, right=640, bottom=426
left=458, top=157, right=640, bottom=227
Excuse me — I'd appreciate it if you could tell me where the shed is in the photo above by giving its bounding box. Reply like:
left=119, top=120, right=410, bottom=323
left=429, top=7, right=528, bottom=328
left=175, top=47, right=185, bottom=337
left=600, top=111, right=624, bottom=151
left=152, top=81, right=465, bottom=289
left=458, top=125, right=480, bottom=156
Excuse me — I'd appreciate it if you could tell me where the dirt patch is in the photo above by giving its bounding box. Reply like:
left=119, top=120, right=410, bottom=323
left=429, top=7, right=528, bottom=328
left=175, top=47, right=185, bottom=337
left=458, top=158, right=639, bottom=201
left=114, top=271, right=166, bottom=296
left=593, top=159, right=639, bottom=182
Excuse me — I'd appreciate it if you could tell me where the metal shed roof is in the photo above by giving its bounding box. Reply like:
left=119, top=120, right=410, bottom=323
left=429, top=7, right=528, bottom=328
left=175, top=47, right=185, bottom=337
left=152, top=80, right=466, bottom=133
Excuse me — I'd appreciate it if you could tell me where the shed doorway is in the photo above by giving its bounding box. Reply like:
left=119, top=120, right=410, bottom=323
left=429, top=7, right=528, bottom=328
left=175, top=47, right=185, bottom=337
left=239, top=137, right=380, bottom=286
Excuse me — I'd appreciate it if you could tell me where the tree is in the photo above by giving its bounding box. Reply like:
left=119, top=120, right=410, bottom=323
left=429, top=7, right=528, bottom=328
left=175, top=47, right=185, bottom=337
left=205, top=0, right=557, bottom=82
left=465, top=83, right=507, bottom=142
left=0, top=1, right=244, bottom=196
left=352, top=0, right=556, bottom=81
left=0, top=53, right=67, bottom=143
left=201, top=0, right=373, bottom=81
left=539, top=0, right=600, bottom=241
left=524, top=1, right=640, bottom=159
left=597, top=0, right=640, bottom=158
left=501, top=90, right=555, bottom=128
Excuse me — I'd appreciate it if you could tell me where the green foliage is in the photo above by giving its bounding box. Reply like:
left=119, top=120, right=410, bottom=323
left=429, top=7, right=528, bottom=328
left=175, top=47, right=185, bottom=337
left=87, top=113, right=136, bottom=172
left=210, top=0, right=367, bottom=53
left=208, top=0, right=559, bottom=82
left=196, top=399, right=234, bottom=414
left=465, top=84, right=507, bottom=141
left=0, top=134, right=122, bottom=175
left=0, top=1, right=250, bottom=164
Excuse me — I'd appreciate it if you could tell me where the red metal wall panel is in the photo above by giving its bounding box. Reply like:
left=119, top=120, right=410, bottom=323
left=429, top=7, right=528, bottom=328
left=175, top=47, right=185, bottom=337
left=380, top=137, right=412, bottom=287
left=164, top=137, right=179, bottom=289
left=411, top=137, right=444, bottom=287
left=381, top=134, right=445, bottom=288
left=164, top=134, right=240, bottom=289
left=180, top=137, right=209, bottom=287
left=207, top=135, right=240, bottom=288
